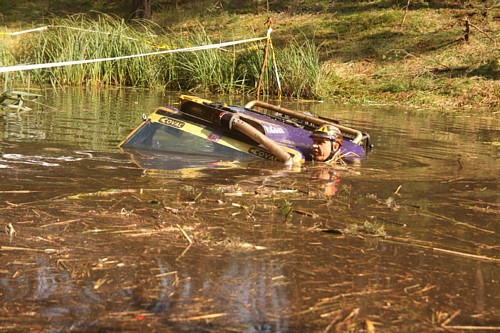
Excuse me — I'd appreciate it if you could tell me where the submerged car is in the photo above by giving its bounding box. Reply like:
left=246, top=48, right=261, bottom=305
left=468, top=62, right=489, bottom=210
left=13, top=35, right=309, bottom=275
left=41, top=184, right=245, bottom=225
left=119, top=95, right=372, bottom=164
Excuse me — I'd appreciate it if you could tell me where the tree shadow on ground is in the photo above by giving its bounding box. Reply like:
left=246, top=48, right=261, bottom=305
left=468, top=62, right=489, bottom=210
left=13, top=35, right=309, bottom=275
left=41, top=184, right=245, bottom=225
left=432, top=60, right=499, bottom=80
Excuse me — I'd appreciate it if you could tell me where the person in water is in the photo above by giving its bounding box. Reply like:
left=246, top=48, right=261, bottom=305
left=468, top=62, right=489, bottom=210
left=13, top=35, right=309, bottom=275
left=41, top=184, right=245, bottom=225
left=310, top=124, right=343, bottom=163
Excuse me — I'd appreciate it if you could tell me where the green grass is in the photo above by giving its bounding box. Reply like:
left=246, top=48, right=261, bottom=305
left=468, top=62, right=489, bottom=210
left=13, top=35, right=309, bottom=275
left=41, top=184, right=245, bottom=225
left=12, top=15, right=166, bottom=87
left=0, top=40, right=15, bottom=69
left=1, top=0, right=499, bottom=109
left=2, top=15, right=323, bottom=97
left=277, top=39, right=323, bottom=98
left=173, top=29, right=248, bottom=93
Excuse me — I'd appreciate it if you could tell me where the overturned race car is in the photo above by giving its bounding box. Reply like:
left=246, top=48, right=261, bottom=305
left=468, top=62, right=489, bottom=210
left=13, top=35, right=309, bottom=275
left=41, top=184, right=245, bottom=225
left=119, top=95, right=372, bottom=165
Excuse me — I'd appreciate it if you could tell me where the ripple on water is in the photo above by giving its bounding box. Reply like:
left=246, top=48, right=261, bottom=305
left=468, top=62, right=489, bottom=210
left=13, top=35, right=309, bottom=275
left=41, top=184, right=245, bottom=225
left=1, top=153, right=86, bottom=167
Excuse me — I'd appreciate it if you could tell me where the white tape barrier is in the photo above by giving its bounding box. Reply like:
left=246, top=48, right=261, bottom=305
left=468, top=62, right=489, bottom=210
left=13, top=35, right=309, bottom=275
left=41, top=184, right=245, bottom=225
left=0, top=36, right=267, bottom=73
left=1, top=25, right=150, bottom=37
left=5, top=25, right=268, bottom=39
left=5, top=26, right=50, bottom=35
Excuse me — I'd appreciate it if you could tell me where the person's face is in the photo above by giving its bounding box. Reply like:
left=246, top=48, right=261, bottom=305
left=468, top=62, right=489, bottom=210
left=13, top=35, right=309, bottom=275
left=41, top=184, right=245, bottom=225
left=312, top=137, right=332, bottom=162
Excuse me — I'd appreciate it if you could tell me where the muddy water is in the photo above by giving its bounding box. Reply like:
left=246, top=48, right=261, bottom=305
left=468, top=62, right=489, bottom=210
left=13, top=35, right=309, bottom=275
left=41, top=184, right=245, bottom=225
left=0, top=88, right=498, bottom=332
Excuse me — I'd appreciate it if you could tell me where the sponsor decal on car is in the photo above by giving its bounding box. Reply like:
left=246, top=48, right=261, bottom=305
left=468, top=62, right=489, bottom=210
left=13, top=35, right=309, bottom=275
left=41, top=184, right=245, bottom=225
left=248, top=147, right=278, bottom=161
left=158, top=117, right=185, bottom=128
left=262, top=124, right=285, bottom=134
left=208, top=132, right=222, bottom=142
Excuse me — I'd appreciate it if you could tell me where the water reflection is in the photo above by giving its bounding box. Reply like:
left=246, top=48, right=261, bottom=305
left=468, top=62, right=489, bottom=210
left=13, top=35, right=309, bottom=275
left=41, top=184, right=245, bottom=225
left=123, top=148, right=249, bottom=177
left=310, top=166, right=341, bottom=197
left=0, top=248, right=292, bottom=331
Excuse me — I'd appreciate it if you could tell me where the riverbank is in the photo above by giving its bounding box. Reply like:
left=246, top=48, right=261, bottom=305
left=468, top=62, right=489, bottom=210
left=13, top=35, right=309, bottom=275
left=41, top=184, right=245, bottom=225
left=1, top=0, right=498, bottom=111
left=161, top=5, right=499, bottom=111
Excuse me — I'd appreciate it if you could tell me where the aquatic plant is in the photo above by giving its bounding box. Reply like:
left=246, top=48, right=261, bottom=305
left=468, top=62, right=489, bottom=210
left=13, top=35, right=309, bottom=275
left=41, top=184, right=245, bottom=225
left=362, top=220, right=386, bottom=237
left=281, top=199, right=292, bottom=220
left=0, top=90, right=41, bottom=111
left=344, top=220, right=386, bottom=237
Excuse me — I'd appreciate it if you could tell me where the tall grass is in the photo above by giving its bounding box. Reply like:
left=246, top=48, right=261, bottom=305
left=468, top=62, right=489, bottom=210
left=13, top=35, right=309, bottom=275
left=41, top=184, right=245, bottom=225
left=173, top=29, right=246, bottom=93
left=277, top=40, right=322, bottom=98
left=16, top=14, right=167, bottom=87
left=6, top=15, right=324, bottom=98
left=0, top=42, right=14, bottom=68
left=1, top=29, right=18, bottom=89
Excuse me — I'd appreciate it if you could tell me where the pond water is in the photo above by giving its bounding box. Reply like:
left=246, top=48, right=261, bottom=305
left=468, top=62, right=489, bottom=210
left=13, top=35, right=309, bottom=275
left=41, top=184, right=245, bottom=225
left=0, top=88, right=498, bottom=332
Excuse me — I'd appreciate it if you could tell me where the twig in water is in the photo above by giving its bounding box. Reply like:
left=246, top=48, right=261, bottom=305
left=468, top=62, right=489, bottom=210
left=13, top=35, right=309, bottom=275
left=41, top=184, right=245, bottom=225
left=292, top=209, right=317, bottom=218
left=67, top=188, right=138, bottom=199
left=394, top=185, right=402, bottom=195
left=232, top=203, right=256, bottom=221
left=420, top=211, right=494, bottom=234
left=186, top=313, right=227, bottom=321
left=177, top=224, right=193, bottom=244
left=39, top=219, right=81, bottom=228
left=443, top=326, right=500, bottom=331
left=176, top=244, right=192, bottom=261
left=155, top=270, right=177, bottom=278
left=323, top=308, right=359, bottom=333
left=56, top=259, right=72, bottom=273
left=433, top=247, right=498, bottom=262
left=384, top=236, right=499, bottom=263
left=1, top=246, right=57, bottom=253
left=374, top=216, right=406, bottom=227
left=323, top=314, right=341, bottom=333
left=441, top=310, right=461, bottom=327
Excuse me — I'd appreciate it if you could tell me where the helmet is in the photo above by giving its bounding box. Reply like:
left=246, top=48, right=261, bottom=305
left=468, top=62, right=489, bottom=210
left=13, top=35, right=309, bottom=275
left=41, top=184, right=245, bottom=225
left=311, top=125, right=343, bottom=146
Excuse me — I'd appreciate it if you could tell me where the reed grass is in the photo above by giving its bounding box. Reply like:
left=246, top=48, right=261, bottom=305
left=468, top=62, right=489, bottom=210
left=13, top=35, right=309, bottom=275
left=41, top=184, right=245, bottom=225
left=277, top=39, right=323, bottom=98
left=173, top=29, right=245, bottom=93
left=234, top=47, right=268, bottom=95
left=16, top=14, right=166, bottom=87
left=4, top=15, right=323, bottom=98
left=0, top=42, right=14, bottom=68
left=1, top=31, right=18, bottom=89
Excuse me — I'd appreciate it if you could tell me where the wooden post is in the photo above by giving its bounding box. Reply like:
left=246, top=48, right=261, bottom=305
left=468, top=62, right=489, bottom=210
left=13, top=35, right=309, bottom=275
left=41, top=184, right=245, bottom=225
left=464, top=17, right=470, bottom=42
left=256, top=17, right=273, bottom=101
left=400, top=0, right=411, bottom=28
